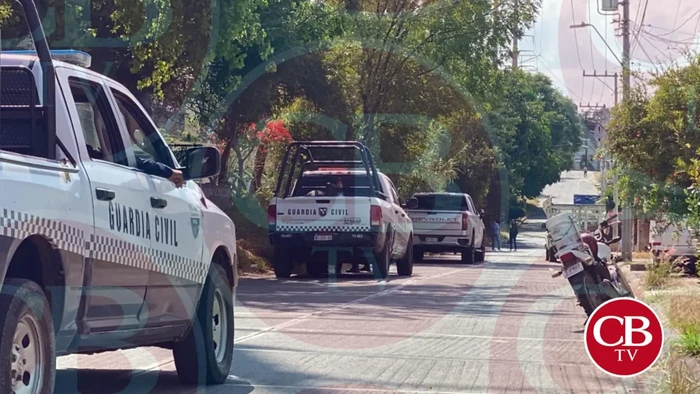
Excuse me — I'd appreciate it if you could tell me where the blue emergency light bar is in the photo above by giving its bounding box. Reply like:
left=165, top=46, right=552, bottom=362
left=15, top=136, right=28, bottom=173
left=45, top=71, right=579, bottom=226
left=3, top=49, right=92, bottom=68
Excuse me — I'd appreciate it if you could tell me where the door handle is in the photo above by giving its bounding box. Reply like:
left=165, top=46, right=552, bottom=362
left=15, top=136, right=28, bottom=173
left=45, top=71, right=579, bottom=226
left=95, top=188, right=115, bottom=201
left=151, top=197, right=168, bottom=209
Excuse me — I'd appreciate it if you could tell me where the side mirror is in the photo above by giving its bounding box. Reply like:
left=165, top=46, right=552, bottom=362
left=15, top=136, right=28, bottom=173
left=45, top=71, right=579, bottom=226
left=479, top=209, right=485, bottom=218
left=405, top=197, right=419, bottom=210
left=181, top=146, right=221, bottom=181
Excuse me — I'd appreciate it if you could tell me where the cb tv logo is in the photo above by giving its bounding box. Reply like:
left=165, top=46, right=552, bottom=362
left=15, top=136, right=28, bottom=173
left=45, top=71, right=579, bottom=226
left=584, top=298, right=665, bottom=378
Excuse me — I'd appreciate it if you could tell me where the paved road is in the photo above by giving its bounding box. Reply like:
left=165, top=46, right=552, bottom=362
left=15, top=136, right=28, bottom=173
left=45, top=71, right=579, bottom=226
left=53, top=225, right=645, bottom=393
left=541, top=170, right=599, bottom=205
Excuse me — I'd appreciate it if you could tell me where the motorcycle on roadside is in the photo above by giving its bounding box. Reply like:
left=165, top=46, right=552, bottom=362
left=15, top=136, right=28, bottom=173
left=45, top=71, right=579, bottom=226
left=546, top=213, right=633, bottom=317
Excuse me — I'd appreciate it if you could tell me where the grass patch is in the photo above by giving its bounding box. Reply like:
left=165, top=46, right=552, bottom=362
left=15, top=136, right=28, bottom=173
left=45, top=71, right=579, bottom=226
left=660, top=353, right=700, bottom=394
left=670, top=295, right=700, bottom=357
left=646, top=262, right=672, bottom=290
left=633, top=251, right=653, bottom=260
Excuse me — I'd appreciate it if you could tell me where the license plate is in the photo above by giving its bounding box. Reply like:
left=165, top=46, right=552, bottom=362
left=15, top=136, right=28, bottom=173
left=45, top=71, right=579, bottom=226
left=314, top=234, right=332, bottom=241
left=562, top=262, right=584, bottom=279
left=426, top=237, right=438, bottom=242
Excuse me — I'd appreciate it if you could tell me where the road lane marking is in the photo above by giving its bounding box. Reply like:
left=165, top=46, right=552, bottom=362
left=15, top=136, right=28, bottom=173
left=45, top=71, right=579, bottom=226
left=232, top=327, right=584, bottom=343
left=231, top=346, right=595, bottom=367
left=234, top=267, right=467, bottom=345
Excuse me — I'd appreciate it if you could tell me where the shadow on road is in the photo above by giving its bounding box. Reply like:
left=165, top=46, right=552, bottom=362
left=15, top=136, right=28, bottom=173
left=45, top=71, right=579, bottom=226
left=55, top=368, right=253, bottom=393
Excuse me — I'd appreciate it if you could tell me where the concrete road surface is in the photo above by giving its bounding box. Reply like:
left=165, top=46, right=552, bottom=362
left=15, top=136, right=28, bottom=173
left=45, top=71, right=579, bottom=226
left=541, top=170, right=599, bottom=205
left=53, top=225, right=648, bottom=393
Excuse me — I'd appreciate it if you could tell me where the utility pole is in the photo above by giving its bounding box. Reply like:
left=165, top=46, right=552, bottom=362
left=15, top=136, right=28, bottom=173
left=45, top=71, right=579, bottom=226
left=620, top=0, right=632, bottom=261
left=512, top=0, right=519, bottom=69
left=583, top=71, right=619, bottom=105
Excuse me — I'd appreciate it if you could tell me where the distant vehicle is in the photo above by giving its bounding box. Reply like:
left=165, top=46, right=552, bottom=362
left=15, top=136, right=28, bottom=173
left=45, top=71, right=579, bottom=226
left=649, top=220, right=697, bottom=263
left=406, top=192, right=486, bottom=264
left=268, top=141, right=415, bottom=279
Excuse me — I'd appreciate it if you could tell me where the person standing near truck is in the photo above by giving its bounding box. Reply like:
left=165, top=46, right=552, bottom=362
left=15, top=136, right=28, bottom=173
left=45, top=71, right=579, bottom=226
left=491, top=219, right=501, bottom=251
left=509, top=219, right=519, bottom=251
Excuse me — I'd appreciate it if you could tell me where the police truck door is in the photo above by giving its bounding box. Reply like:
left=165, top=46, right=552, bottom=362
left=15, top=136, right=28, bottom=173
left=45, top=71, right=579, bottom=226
left=108, top=82, right=206, bottom=327
left=60, top=71, right=150, bottom=332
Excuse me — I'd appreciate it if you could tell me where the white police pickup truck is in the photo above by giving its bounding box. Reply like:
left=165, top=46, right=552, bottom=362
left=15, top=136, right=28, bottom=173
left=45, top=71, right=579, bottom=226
left=268, top=141, right=416, bottom=279
left=0, top=3, right=236, bottom=392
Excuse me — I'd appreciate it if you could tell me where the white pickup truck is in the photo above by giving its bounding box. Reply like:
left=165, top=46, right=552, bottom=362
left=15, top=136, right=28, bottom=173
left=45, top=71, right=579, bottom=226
left=0, top=5, right=237, bottom=392
left=268, top=141, right=415, bottom=279
left=649, top=219, right=697, bottom=263
left=406, top=192, right=486, bottom=263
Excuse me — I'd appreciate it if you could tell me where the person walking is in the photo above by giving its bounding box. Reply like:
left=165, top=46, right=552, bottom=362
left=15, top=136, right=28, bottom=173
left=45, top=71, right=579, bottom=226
left=509, top=219, right=519, bottom=251
left=491, top=220, right=502, bottom=251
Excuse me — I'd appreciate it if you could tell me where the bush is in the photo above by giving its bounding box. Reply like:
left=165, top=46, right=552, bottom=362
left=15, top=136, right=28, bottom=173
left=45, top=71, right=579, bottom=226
left=645, top=262, right=671, bottom=289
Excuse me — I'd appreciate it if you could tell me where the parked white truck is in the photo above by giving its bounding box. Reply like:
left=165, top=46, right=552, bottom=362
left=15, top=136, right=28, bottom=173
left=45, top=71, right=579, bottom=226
left=0, top=3, right=237, bottom=392
left=406, top=192, right=486, bottom=263
left=267, top=141, right=415, bottom=279
left=649, top=219, right=697, bottom=263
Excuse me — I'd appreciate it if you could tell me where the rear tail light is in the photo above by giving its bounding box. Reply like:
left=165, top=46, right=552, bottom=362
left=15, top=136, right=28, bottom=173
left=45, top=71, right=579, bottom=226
left=268, top=204, right=277, bottom=227
left=462, top=213, right=468, bottom=231
left=652, top=242, right=661, bottom=246
left=370, top=205, right=382, bottom=227
left=559, top=251, right=577, bottom=263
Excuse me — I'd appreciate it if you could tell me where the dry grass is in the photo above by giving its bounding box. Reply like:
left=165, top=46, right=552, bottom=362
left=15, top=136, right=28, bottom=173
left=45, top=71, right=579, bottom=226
left=660, top=353, right=700, bottom=394
left=634, top=251, right=653, bottom=259
left=646, top=262, right=672, bottom=290
left=670, top=295, right=700, bottom=357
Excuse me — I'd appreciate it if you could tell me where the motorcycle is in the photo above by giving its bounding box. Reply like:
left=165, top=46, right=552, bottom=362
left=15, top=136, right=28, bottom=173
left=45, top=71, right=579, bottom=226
left=547, top=213, right=633, bottom=317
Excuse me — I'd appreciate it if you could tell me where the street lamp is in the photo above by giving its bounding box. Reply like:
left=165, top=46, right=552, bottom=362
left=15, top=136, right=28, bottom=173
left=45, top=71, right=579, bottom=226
left=569, top=22, right=622, bottom=66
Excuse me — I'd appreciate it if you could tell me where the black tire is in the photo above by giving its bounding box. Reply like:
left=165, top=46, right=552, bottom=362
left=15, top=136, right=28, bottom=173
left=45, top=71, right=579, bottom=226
left=173, top=264, right=234, bottom=385
left=461, top=248, right=475, bottom=264
left=461, top=232, right=476, bottom=264
left=0, top=279, right=55, bottom=394
left=273, top=248, right=293, bottom=278
left=475, top=231, right=486, bottom=262
left=397, top=236, right=414, bottom=276
left=373, top=234, right=392, bottom=279
left=568, top=270, right=607, bottom=317
left=307, top=262, right=328, bottom=278
left=415, top=248, right=424, bottom=262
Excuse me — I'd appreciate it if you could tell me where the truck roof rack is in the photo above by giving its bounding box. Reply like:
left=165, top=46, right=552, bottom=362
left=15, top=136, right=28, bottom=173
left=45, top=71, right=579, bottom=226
left=274, top=141, right=385, bottom=199
left=0, top=0, right=58, bottom=161
left=4, top=49, right=91, bottom=68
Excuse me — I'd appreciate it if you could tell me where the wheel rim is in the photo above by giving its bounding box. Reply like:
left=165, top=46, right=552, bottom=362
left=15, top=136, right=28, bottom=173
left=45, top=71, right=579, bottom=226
left=211, top=289, right=228, bottom=363
left=11, top=312, right=44, bottom=394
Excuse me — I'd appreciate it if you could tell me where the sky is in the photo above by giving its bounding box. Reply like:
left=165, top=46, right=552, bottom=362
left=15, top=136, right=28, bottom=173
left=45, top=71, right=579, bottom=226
left=520, top=0, right=700, bottom=108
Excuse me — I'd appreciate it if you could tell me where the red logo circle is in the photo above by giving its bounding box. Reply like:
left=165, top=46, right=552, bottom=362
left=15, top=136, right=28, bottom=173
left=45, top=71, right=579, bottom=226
left=584, top=298, right=664, bottom=377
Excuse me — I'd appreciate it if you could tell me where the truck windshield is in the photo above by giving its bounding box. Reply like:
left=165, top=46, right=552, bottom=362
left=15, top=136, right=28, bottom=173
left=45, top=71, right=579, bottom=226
left=292, top=174, right=374, bottom=197
left=414, top=195, right=468, bottom=211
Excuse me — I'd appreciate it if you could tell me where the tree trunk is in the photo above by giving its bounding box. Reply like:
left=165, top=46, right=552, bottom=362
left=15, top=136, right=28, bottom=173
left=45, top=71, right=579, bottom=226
left=218, top=138, right=234, bottom=185
left=250, top=145, right=268, bottom=194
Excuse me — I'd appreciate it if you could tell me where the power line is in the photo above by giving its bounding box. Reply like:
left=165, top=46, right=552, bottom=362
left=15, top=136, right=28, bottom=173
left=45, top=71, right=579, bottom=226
left=655, top=8, right=700, bottom=38
left=538, top=58, right=584, bottom=102
left=630, top=0, right=649, bottom=53
left=671, top=0, right=683, bottom=40
left=570, top=0, right=585, bottom=69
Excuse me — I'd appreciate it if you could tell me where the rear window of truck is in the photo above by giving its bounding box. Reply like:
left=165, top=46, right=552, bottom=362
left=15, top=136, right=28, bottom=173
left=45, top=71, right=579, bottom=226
left=292, top=174, right=375, bottom=197
left=414, top=195, right=468, bottom=211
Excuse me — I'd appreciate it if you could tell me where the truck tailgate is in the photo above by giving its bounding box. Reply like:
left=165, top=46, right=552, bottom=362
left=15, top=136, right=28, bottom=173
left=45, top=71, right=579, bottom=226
left=408, top=210, right=464, bottom=235
left=274, top=196, right=373, bottom=232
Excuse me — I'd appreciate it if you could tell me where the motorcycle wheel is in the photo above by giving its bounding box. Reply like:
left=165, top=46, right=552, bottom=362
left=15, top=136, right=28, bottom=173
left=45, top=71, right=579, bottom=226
left=568, top=270, right=608, bottom=317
